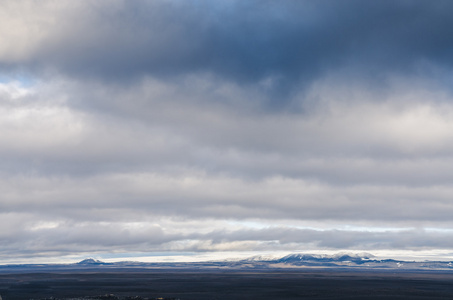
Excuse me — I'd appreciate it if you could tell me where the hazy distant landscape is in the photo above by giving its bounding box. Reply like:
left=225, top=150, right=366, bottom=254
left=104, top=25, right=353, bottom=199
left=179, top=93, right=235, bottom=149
left=2, top=253, right=453, bottom=272
left=1, top=254, right=453, bottom=300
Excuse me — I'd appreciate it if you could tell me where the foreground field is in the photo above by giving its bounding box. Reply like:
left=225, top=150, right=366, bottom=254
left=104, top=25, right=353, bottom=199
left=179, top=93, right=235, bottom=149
left=1, top=270, right=453, bottom=300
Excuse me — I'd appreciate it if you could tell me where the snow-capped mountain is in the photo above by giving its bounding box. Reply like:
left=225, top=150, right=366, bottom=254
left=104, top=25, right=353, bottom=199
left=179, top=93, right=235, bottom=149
left=274, top=252, right=375, bottom=264
left=76, top=258, right=111, bottom=265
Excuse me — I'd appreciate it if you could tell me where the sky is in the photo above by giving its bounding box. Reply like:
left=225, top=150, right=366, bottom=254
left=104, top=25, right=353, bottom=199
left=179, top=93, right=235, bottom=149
left=2, top=0, right=453, bottom=264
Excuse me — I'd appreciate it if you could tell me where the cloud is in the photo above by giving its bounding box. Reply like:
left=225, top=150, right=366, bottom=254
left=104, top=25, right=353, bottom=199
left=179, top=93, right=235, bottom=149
left=3, top=1, right=453, bottom=95
left=2, top=215, right=453, bottom=260
left=2, top=1, right=453, bottom=262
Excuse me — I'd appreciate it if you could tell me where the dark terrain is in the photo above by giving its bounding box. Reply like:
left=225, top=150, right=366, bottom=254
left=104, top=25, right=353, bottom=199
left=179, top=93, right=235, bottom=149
left=1, top=269, right=453, bottom=300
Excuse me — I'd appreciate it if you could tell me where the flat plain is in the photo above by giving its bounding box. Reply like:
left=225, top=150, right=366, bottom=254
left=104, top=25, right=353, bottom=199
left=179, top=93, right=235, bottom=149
left=1, top=269, right=453, bottom=300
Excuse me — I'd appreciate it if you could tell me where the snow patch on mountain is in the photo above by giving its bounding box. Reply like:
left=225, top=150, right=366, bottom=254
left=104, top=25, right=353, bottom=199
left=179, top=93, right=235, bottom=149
left=76, top=258, right=107, bottom=265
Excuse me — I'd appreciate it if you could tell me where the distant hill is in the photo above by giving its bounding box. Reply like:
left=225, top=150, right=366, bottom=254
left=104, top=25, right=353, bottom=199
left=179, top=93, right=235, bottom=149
left=76, top=258, right=111, bottom=265
left=0, top=253, right=452, bottom=272
left=237, top=252, right=452, bottom=270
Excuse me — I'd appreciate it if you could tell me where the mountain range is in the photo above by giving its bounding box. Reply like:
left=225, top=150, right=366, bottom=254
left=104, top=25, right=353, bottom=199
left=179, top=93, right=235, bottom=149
left=1, top=253, right=453, bottom=272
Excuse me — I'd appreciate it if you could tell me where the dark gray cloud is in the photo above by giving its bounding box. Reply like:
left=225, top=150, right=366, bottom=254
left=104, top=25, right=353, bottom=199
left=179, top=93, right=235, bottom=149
left=4, top=1, right=453, bottom=98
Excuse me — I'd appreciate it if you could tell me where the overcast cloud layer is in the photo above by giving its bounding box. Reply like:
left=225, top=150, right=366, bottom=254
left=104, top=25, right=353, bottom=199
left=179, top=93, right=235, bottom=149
left=2, top=0, right=453, bottom=263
